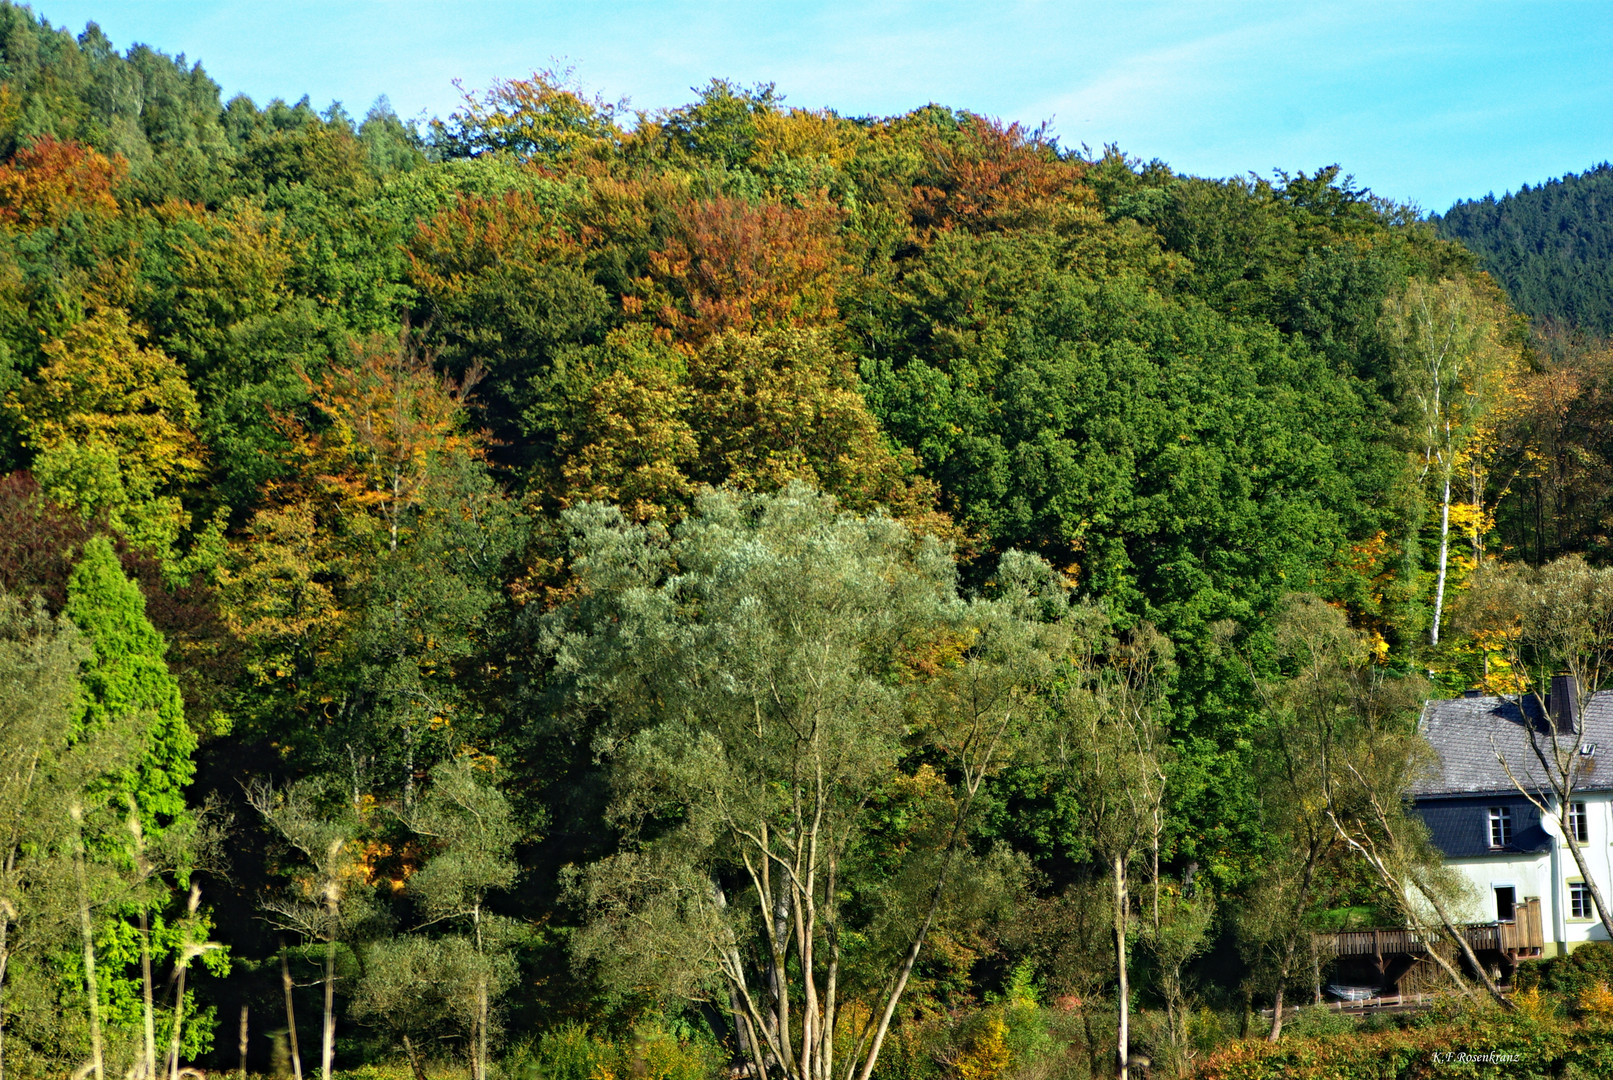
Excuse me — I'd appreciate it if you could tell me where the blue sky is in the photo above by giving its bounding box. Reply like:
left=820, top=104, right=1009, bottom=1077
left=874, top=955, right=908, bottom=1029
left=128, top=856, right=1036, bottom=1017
left=22, top=0, right=1613, bottom=213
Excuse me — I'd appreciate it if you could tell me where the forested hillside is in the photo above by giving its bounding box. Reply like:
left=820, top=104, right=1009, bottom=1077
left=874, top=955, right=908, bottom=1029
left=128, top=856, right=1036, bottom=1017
left=1439, top=164, right=1613, bottom=334
left=1, top=6, right=1605, bottom=1080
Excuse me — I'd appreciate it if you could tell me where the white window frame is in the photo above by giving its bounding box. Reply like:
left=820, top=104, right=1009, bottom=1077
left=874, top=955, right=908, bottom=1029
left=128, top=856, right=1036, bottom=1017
left=1488, top=806, right=1512, bottom=849
left=1569, top=879, right=1594, bottom=921
left=1568, top=800, right=1590, bottom=844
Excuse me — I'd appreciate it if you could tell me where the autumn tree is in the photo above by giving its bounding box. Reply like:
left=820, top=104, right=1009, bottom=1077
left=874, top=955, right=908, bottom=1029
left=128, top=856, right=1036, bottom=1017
left=0, top=136, right=123, bottom=230
left=643, top=194, right=843, bottom=349
left=1383, top=275, right=1521, bottom=645
left=546, top=326, right=946, bottom=531
left=430, top=68, right=625, bottom=161
left=8, top=312, right=204, bottom=562
left=222, top=331, right=523, bottom=794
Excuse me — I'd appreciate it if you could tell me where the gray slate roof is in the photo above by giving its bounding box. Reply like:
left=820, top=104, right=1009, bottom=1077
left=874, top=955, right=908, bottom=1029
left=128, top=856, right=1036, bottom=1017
left=1412, top=691, right=1613, bottom=797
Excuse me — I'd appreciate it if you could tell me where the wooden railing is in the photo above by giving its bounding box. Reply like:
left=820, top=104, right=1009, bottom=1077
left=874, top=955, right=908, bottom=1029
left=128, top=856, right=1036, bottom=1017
left=1318, top=898, right=1543, bottom=957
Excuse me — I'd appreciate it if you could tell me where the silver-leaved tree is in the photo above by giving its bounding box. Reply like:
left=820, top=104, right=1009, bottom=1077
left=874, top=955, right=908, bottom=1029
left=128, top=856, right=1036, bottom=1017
left=550, top=484, right=1069, bottom=1080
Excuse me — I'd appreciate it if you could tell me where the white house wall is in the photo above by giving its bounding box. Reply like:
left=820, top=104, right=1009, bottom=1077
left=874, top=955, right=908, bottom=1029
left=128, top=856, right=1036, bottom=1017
left=1445, top=792, right=1613, bottom=956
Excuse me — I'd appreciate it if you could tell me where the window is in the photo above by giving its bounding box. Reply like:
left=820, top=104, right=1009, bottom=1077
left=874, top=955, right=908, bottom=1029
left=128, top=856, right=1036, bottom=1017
left=1495, top=886, right=1516, bottom=923
left=1569, top=801, right=1590, bottom=843
left=1488, top=806, right=1513, bottom=849
left=1570, top=880, right=1593, bottom=920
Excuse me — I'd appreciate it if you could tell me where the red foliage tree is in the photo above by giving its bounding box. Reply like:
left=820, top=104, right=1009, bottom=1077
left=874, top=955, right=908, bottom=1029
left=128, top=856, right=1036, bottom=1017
left=0, top=135, right=126, bottom=228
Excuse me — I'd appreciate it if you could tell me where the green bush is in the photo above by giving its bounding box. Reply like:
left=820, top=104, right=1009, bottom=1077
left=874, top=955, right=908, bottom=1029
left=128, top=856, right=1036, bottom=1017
left=1278, top=1004, right=1356, bottom=1039
left=1192, top=1001, right=1613, bottom=1079
left=1515, top=941, right=1613, bottom=1000
left=505, top=1020, right=721, bottom=1080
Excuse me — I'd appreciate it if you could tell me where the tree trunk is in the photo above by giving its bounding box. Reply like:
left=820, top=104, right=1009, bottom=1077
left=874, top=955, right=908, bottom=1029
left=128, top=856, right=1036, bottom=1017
left=1, top=909, right=11, bottom=1080
left=168, top=955, right=190, bottom=1080
left=769, top=884, right=792, bottom=1065
left=472, top=901, right=488, bottom=1080
left=321, top=936, right=336, bottom=1080
left=281, top=947, right=303, bottom=1080
left=1432, top=472, right=1452, bottom=646
left=139, top=907, right=157, bottom=1080
left=710, top=880, right=765, bottom=1079
left=1267, top=847, right=1320, bottom=1043
left=1112, top=852, right=1129, bottom=1080
left=72, top=807, right=103, bottom=1080
left=470, top=980, right=483, bottom=1080
left=238, top=1004, right=249, bottom=1080
left=401, top=1035, right=427, bottom=1080
left=852, top=859, right=953, bottom=1080
left=1560, top=825, right=1613, bottom=940
left=1412, top=876, right=1512, bottom=1007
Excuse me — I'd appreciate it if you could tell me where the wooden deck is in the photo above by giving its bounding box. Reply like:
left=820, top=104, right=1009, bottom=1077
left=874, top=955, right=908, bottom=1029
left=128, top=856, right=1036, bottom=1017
left=1317, top=898, right=1543, bottom=960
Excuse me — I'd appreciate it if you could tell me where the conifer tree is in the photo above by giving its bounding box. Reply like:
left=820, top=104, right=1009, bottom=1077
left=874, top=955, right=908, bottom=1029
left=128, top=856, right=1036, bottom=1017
left=65, top=536, right=195, bottom=836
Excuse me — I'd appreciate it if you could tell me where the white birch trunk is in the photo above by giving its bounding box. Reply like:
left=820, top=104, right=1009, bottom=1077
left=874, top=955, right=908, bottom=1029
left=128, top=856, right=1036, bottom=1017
left=1432, top=472, right=1452, bottom=645
left=1113, top=853, right=1129, bottom=1080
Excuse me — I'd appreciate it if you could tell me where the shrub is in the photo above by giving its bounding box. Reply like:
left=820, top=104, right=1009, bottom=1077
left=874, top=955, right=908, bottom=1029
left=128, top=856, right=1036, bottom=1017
left=1576, top=981, right=1613, bottom=1023
left=1515, top=941, right=1613, bottom=1000
left=511, top=1023, right=613, bottom=1080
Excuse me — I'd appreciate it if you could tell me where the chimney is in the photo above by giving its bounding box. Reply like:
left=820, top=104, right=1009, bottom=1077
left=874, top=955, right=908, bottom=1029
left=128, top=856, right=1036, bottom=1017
left=1551, top=673, right=1580, bottom=735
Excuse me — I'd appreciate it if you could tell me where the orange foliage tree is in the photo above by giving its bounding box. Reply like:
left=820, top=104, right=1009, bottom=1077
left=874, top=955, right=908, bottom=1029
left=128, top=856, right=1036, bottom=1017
left=642, top=194, right=845, bottom=348
left=0, top=135, right=125, bottom=228
left=908, top=116, right=1088, bottom=237
left=288, top=331, right=480, bottom=552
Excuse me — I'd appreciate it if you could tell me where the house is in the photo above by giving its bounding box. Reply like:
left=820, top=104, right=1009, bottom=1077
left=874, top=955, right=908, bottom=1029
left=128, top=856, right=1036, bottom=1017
left=1412, top=675, right=1613, bottom=957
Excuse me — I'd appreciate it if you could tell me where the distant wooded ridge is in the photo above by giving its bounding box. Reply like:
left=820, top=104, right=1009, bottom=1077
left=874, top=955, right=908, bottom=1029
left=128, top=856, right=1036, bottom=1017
left=1439, top=163, right=1613, bottom=335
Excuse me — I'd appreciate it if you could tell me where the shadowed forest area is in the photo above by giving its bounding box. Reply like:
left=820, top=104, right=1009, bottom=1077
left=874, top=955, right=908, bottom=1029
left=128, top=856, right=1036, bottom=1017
left=7, top=6, right=1613, bottom=1080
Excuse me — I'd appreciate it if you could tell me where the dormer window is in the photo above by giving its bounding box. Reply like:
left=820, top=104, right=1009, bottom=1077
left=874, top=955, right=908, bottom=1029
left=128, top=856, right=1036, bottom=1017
left=1488, top=806, right=1513, bottom=849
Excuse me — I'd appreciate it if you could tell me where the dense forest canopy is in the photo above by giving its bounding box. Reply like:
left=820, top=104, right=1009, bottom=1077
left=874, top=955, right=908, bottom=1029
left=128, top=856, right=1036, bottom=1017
left=3, top=5, right=1611, bottom=1080
left=1440, top=164, right=1613, bottom=335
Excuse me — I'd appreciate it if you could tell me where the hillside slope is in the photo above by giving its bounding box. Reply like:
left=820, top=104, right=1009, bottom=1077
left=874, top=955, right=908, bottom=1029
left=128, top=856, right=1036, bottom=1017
left=1439, top=163, right=1613, bottom=332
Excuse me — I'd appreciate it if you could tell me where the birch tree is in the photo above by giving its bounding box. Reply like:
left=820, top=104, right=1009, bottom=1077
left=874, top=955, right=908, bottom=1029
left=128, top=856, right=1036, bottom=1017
left=398, top=758, right=521, bottom=1080
left=1272, top=594, right=1511, bottom=1008
left=248, top=780, right=369, bottom=1080
left=1046, top=616, right=1171, bottom=1080
left=1383, top=277, right=1519, bottom=646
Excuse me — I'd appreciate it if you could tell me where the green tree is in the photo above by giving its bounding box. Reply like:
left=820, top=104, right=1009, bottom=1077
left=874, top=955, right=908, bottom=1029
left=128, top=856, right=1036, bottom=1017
left=1045, top=619, right=1172, bottom=1080
left=65, top=536, right=195, bottom=836
left=1278, top=594, right=1510, bottom=1008
left=0, top=592, right=88, bottom=1080
left=556, top=485, right=1063, bottom=1080
left=395, top=758, right=522, bottom=1080
left=247, top=779, right=370, bottom=1080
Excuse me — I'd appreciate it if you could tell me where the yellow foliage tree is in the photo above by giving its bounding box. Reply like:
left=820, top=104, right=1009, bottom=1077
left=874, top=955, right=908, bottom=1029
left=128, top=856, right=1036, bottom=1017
left=1383, top=275, right=1523, bottom=645
left=8, top=309, right=203, bottom=556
